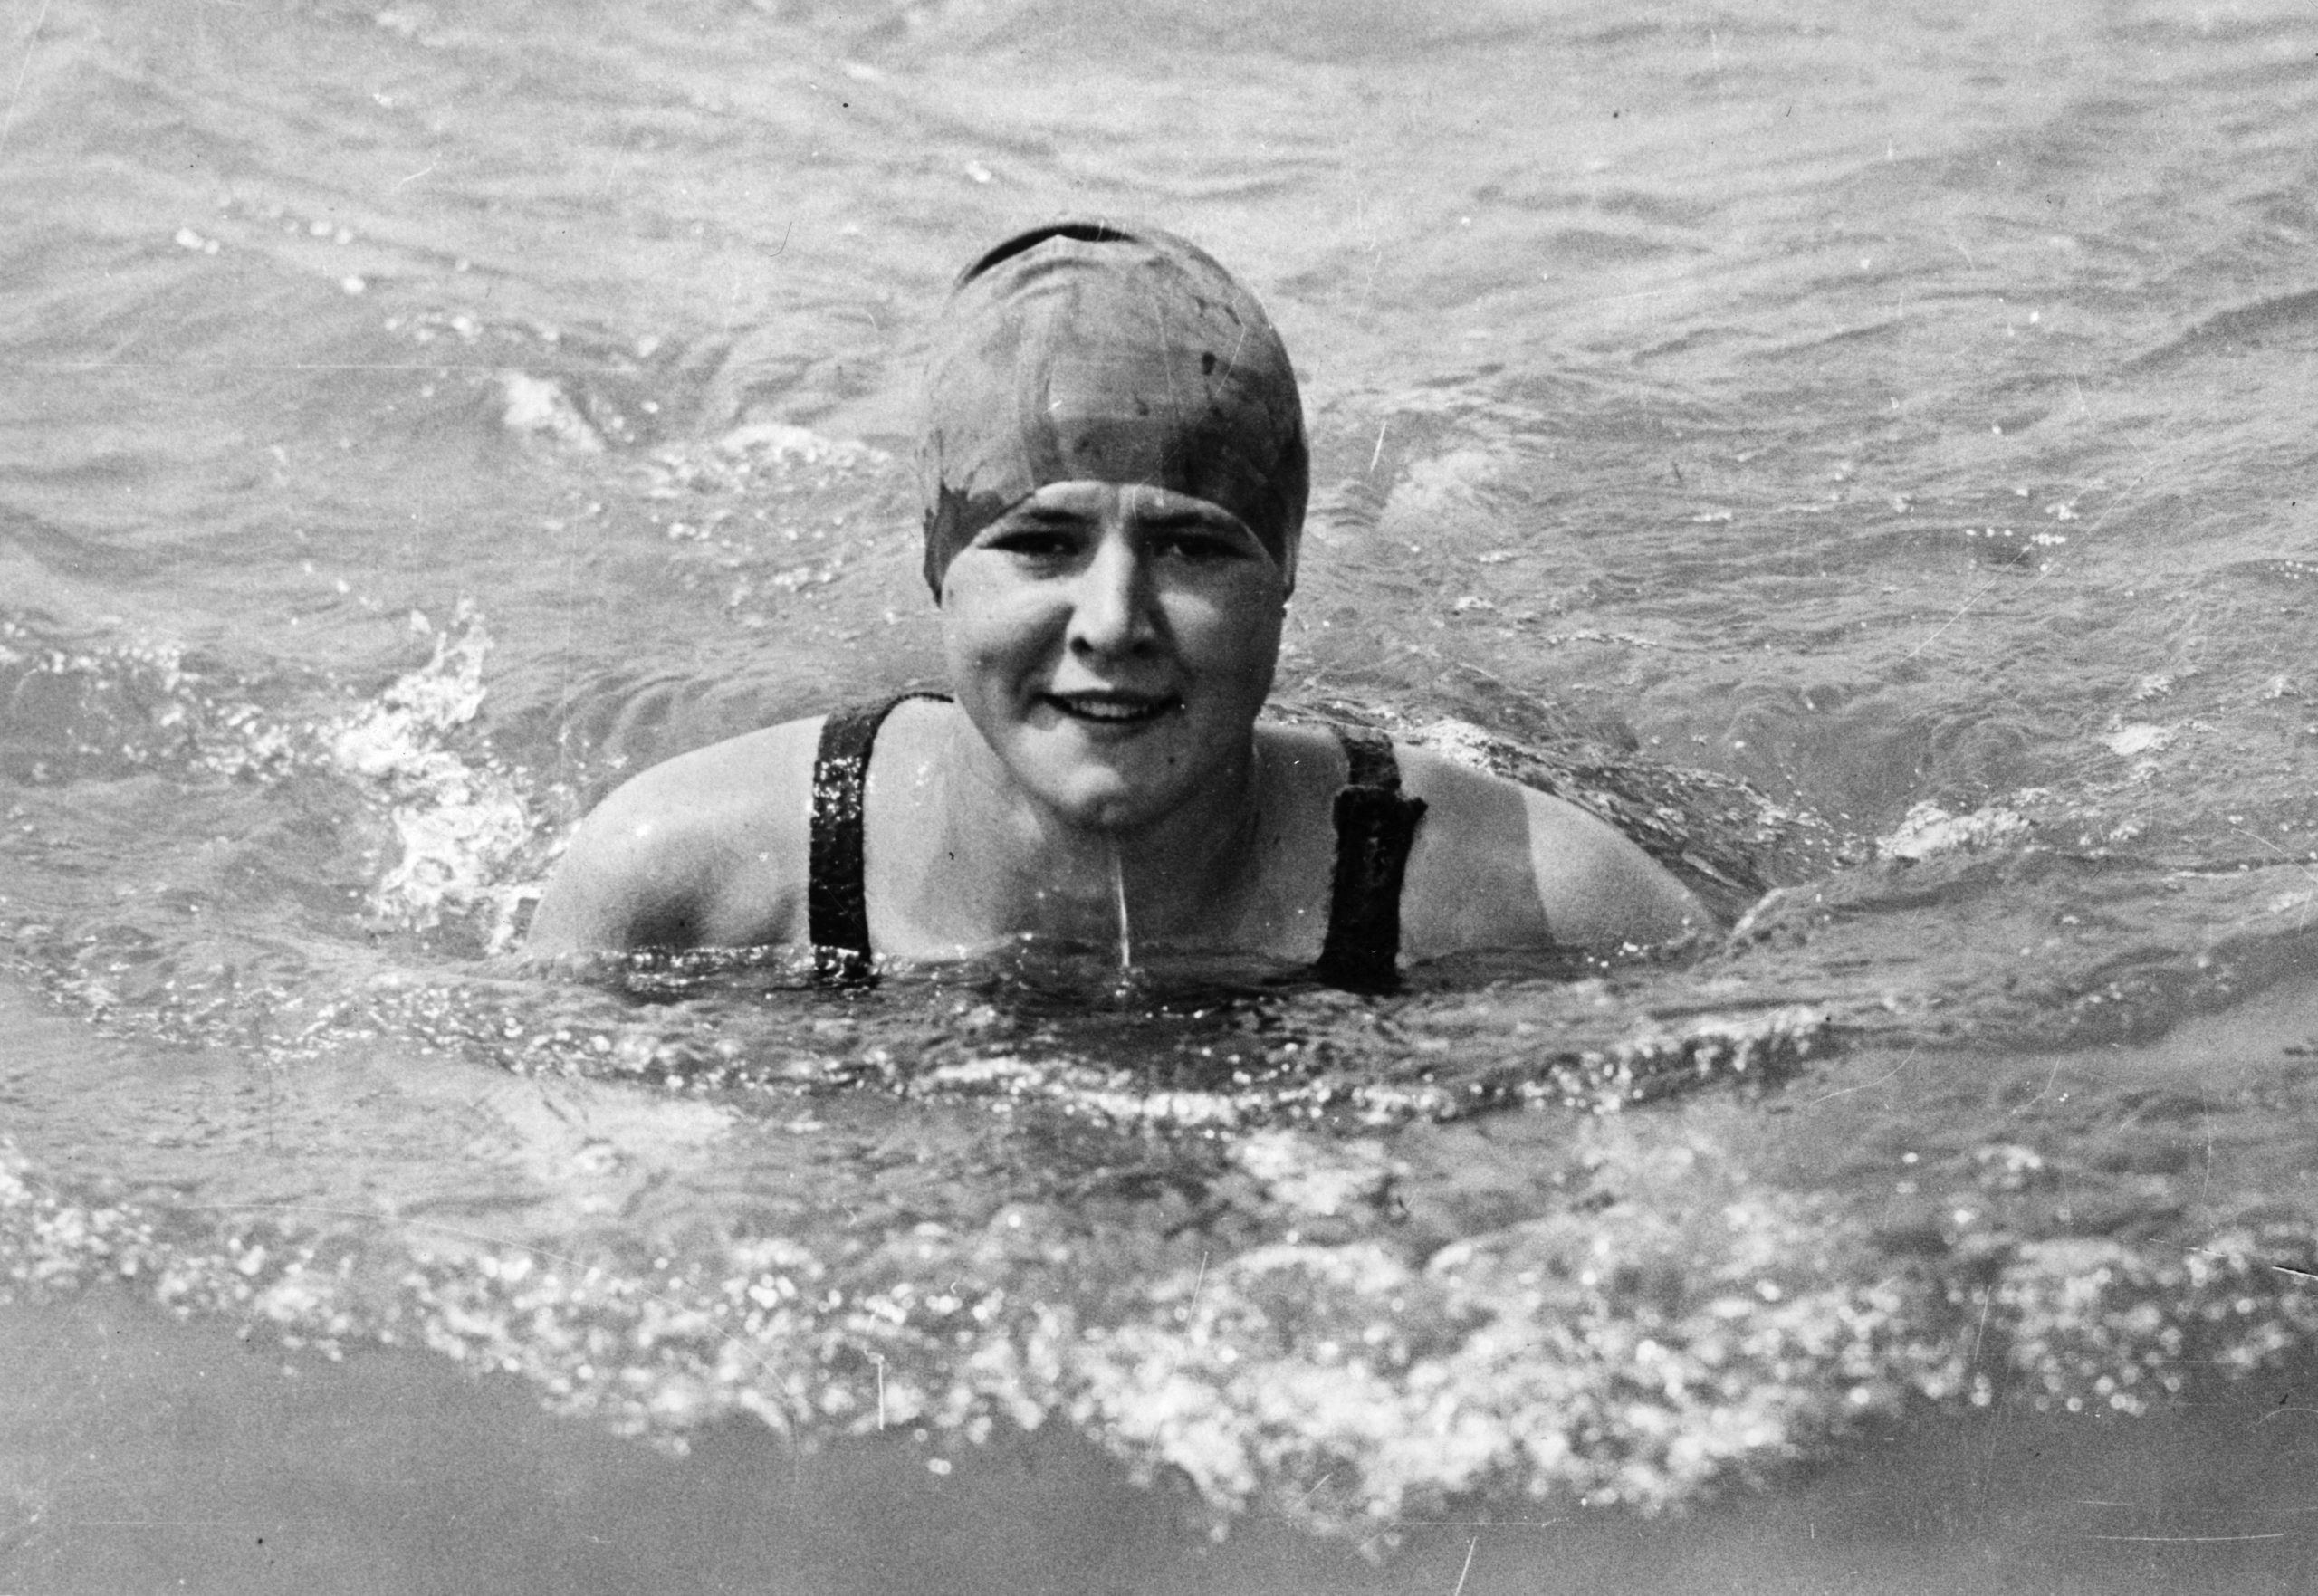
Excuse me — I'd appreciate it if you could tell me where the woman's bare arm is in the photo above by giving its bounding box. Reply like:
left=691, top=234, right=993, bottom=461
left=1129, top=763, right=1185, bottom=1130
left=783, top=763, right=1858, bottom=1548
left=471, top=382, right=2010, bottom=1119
left=1515, top=783, right=1709, bottom=949
left=524, top=721, right=820, bottom=957
left=1395, top=748, right=1709, bottom=957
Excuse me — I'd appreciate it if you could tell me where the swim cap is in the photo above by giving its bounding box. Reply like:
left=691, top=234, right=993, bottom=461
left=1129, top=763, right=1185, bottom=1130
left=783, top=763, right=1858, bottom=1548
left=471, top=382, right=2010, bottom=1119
left=916, top=222, right=1308, bottom=597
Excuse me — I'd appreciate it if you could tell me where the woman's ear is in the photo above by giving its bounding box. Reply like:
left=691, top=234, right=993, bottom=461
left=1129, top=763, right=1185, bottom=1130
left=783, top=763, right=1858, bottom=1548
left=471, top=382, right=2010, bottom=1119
left=1278, top=529, right=1300, bottom=600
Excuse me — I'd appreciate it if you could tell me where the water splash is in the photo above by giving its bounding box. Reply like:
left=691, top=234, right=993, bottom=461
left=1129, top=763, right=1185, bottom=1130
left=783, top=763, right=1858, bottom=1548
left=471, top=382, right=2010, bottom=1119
left=13, top=1113, right=2318, bottom=1543
left=327, top=600, right=541, bottom=946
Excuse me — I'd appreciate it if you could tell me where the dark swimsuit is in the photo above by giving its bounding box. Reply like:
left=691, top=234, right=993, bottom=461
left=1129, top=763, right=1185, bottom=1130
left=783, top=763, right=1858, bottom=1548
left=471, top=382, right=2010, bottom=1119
left=806, top=694, right=1427, bottom=990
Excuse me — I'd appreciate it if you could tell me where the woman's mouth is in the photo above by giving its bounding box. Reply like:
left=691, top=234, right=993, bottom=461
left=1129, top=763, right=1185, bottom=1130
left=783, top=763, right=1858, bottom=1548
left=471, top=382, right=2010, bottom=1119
left=1041, top=691, right=1181, bottom=726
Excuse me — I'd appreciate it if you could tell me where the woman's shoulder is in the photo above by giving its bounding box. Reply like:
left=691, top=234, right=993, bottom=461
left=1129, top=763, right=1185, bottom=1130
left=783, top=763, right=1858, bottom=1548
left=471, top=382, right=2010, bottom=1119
left=1391, top=741, right=1710, bottom=954
left=1251, top=719, right=1350, bottom=782
left=524, top=716, right=826, bottom=954
left=594, top=715, right=827, bottom=841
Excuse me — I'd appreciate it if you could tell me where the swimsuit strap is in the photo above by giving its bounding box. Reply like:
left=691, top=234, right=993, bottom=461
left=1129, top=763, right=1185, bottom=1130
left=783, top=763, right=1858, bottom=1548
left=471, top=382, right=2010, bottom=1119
left=808, top=693, right=938, bottom=983
left=1315, top=726, right=1428, bottom=992
left=812, top=703, right=1424, bottom=990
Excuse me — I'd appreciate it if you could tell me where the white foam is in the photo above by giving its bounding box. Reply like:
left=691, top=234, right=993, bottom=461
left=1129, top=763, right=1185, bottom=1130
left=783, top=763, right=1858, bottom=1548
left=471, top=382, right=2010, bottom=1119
left=499, top=371, right=604, bottom=453
left=1876, top=800, right=2030, bottom=862
left=329, top=600, right=537, bottom=944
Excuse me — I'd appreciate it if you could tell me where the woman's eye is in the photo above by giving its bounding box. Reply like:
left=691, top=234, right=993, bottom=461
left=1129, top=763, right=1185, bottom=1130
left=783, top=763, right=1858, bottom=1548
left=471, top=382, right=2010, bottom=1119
left=986, top=528, right=1079, bottom=559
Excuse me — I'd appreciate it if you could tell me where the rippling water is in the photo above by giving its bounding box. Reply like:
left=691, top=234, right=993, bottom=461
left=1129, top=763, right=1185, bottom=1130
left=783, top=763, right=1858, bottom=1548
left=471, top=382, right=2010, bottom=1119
left=6, top=0, right=2318, bottom=1587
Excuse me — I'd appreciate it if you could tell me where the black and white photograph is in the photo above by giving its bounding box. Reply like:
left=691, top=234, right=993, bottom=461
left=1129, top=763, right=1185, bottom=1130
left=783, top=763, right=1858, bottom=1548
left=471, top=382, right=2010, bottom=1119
left=4, top=0, right=2317, bottom=1590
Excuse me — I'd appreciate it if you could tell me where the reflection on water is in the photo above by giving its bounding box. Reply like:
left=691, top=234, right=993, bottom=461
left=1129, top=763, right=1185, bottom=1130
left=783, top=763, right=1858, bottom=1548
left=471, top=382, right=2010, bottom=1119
left=6, top=0, right=2318, bottom=1577
left=9, top=1285, right=2318, bottom=1592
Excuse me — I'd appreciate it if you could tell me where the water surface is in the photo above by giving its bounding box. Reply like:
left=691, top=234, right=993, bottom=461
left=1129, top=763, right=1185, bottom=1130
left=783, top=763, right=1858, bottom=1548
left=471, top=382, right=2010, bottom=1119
left=5, top=0, right=2318, bottom=1587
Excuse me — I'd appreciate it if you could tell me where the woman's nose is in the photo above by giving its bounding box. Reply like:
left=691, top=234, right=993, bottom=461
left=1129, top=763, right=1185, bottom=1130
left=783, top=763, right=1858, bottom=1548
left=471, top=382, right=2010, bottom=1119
left=1066, top=530, right=1159, bottom=656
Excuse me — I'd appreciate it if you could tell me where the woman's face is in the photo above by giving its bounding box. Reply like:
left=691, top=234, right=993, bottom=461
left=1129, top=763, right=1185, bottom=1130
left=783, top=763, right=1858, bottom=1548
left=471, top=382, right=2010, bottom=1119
left=939, top=480, right=1293, bottom=833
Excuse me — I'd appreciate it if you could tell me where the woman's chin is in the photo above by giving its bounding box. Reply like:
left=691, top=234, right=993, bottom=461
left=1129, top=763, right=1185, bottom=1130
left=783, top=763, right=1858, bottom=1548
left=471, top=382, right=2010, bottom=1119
left=976, top=717, right=1252, bottom=836
left=1022, top=764, right=1187, bottom=835
left=1048, top=783, right=1167, bottom=836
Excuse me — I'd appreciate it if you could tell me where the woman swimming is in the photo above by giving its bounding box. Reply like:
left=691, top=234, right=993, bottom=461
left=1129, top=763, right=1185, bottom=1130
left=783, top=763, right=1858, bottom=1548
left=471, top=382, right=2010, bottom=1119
left=527, top=222, right=1706, bottom=986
